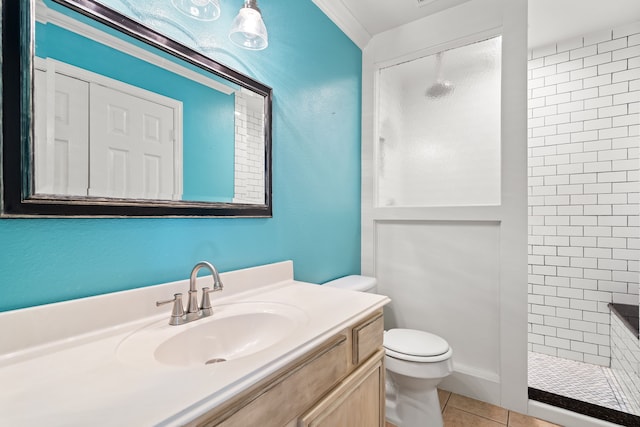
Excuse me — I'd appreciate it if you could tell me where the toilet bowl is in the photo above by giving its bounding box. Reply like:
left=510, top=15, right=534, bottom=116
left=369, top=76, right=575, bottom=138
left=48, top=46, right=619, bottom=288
left=323, top=275, right=453, bottom=427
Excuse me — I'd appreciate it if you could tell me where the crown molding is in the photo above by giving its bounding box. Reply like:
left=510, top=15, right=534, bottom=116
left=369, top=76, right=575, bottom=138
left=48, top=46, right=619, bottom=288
left=312, top=0, right=371, bottom=49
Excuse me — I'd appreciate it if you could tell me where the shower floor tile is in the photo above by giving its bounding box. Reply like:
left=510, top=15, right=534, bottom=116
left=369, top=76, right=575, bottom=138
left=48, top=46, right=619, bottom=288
left=528, top=351, right=632, bottom=414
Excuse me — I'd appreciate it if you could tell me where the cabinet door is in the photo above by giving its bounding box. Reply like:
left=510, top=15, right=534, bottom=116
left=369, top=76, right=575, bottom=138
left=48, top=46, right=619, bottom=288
left=299, top=350, right=385, bottom=427
left=352, top=311, right=384, bottom=365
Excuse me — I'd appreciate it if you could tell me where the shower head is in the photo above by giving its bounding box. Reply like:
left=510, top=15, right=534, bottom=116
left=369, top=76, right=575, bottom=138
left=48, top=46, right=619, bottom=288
left=426, top=80, right=454, bottom=98
left=425, top=51, right=454, bottom=99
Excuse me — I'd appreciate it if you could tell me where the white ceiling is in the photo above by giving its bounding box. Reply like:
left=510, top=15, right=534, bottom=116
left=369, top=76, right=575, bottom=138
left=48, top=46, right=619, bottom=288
left=314, top=0, right=640, bottom=50
left=339, top=0, right=472, bottom=36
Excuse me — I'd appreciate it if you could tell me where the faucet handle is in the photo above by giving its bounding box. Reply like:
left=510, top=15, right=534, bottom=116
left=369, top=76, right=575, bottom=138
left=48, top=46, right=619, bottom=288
left=200, top=287, right=216, bottom=317
left=156, top=293, right=185, bottom=326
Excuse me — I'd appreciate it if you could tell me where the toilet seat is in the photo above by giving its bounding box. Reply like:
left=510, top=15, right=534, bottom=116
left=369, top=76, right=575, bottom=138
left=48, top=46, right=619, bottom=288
left=322, top=275, right=452, bottom=427
left=384, top=328, right=452, bottom=363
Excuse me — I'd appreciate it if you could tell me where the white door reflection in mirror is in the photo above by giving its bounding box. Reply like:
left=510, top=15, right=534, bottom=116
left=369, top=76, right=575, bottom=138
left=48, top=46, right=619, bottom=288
left=89, top=84, right=180, bottom=200
left=34, top=59, right=183, bottom=200
left=34, top=68, right=90, bottom=196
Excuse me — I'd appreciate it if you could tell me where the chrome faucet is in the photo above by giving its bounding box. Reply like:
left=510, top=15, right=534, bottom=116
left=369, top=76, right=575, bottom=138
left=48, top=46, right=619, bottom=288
left=156, top=261, right=224, bottom=325
left=187, top=261, right=224, bottom=320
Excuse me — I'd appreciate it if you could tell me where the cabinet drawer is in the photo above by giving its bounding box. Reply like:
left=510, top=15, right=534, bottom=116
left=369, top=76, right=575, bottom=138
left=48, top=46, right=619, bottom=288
left=352, top=310, right=384, bottom=365
left=194, top=334, right=350, bottom=427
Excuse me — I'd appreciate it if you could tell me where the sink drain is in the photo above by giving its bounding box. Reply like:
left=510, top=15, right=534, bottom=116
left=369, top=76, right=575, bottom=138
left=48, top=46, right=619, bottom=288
left=205, top=358, right=227, bottom=365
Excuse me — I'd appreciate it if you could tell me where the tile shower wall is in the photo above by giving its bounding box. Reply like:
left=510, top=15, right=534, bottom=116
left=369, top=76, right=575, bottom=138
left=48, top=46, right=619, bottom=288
left=233, top=90, right=265, bottom=204
left=527, top=22, right=640, bottom=366
left=610, top=313, right=640, bottom=413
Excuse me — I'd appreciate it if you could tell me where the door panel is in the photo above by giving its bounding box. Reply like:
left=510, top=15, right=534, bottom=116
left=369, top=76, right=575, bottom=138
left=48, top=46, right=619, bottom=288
left=376, top=221, right=501, bottom=380
left=89, top=83, right=176, bottom=199
left=34, top=69, right=89, bottom=196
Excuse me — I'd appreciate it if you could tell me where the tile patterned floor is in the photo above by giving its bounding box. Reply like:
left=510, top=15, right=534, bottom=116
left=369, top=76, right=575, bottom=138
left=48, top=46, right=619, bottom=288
left=528, top=351, right=632, bottom=413
left=386, top=389, right=561, bottom=427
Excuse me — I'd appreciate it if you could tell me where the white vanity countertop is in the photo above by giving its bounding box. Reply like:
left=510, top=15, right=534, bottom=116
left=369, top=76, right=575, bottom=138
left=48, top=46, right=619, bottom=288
left=0, top=261, right=389, bottom=426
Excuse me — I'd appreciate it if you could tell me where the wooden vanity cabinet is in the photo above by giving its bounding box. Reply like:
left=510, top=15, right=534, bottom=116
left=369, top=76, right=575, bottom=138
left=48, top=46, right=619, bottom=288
left=189, top=309, right=385, bottom=427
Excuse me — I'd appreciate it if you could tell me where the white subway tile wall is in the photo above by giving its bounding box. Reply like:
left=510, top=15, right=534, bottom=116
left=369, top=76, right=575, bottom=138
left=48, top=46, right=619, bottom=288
left=233, top=91, right=266, bottom=204
left=610, top=314, right=640, bottom=413
left=528, top=22, right=640, bottom=366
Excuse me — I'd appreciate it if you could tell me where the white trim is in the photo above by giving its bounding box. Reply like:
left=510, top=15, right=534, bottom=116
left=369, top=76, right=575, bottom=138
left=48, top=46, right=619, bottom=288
left=373, top=208, right=503, bottom=221
left=362, top=0, right=529, bottom=415
left=35, top=0, right=234, bottom=95
left=452, top=362, right=501, bottom=384
left=498, top=0, right=529, bottom=412
left=374, top=27, right=502, bottom=71
left=441, top=366, right=501, bottom=407
left=312, top=0, right=371, bottom=49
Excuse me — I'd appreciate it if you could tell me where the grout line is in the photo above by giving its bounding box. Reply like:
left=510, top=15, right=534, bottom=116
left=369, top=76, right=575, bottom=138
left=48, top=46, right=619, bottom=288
left=449, top=407, right=508, bottom=425
left=602, top=365, right=630, bottom=412
left=442, top=392, right=511, bottom=426
left=391, top=391, right=559, bottom=427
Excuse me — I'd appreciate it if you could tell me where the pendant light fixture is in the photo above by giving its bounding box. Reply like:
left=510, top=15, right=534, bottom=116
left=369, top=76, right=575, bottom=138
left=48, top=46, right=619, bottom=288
left=229, top=0, right=268, bottom=51
left=171, top=0, right=221, bottom=21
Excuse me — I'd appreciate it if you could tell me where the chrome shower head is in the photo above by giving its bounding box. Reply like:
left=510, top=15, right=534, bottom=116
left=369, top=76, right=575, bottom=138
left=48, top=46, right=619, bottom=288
left=426, top=51, right=454, bottom=99
left=426, top=80, right=454, bottom=98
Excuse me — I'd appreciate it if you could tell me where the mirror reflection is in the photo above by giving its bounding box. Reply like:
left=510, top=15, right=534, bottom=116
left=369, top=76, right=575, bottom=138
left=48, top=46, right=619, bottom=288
left=34, top=0, right=266, bottom=205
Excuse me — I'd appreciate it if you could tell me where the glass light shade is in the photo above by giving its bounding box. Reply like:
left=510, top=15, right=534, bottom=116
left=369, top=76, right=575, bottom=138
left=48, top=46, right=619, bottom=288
left=171, top=0, right=221, bottom=21
left=229, top=8, right=268, bottom=50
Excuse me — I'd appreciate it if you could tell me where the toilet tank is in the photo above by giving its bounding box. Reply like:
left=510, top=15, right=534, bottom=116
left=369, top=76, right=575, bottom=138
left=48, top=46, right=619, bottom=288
left=323, top=275, right=377, bottom=293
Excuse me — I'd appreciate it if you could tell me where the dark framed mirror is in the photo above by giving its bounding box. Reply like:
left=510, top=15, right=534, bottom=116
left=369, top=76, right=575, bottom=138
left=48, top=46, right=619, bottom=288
left=1, top=0, right=272, bottom=217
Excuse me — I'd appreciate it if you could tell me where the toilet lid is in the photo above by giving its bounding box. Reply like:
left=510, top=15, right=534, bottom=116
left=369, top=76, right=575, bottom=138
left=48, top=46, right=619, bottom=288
left=384, top=328, right=449, bottom=357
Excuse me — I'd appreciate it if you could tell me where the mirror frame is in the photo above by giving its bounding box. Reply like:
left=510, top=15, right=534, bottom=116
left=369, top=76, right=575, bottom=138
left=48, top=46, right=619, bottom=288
left=1, top=0, right=272, bottom=217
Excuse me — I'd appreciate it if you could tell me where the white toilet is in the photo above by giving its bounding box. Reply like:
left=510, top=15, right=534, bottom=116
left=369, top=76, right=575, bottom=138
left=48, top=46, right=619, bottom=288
left=324, top=275, right=453, bottom=427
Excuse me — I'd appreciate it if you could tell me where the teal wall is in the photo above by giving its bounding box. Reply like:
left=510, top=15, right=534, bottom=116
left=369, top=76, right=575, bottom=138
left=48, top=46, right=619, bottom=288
left=0, top=0, right=362, bottom=312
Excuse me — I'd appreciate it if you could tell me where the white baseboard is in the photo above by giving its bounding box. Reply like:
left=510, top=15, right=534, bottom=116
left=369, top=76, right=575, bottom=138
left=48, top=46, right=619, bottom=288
left=439, top=365, right=501, bottom=407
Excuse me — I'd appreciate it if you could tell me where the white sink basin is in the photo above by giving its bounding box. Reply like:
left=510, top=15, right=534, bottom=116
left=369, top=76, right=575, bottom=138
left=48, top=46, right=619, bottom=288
left=117, top=301, right=308, bottom=368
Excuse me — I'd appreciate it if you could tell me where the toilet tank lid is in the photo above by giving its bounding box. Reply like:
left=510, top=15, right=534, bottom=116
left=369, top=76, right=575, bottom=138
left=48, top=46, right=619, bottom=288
left=323, top=275, right=377, bottom=292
